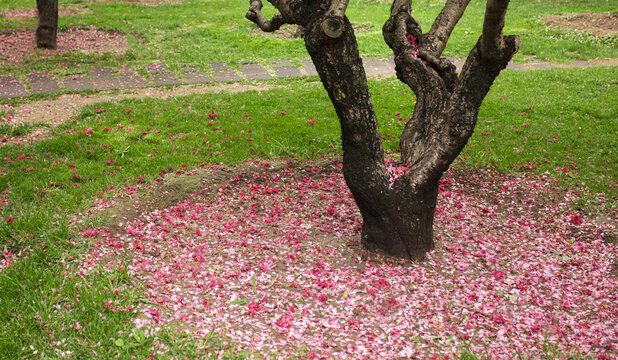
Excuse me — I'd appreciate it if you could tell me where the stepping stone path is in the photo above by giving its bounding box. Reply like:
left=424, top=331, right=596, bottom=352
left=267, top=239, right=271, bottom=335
left=362, top=57, right=395, bottom=77
left=0, top=58, right=612, bottom=99
left=301, top=59, right=319, bottom=76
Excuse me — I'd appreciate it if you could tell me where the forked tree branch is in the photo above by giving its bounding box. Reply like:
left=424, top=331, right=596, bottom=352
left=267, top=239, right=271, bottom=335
left=426, top=0, right=471, bottom=57
left=245, top=0, right=287, bottom=32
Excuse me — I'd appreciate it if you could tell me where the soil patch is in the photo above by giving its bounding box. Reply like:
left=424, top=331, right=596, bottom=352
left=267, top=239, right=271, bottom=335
left=1, top=7, right=88, bottom=19
left=0, top=26, right=130, bottom=63
left=542, top=13, right=618, bottom=36
left=0, top=83, right=277, bottom=146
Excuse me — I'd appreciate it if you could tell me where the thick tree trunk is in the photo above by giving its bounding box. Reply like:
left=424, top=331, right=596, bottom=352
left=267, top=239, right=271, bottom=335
left=304, top=16, right=436, bottom=260
left=359, top=183, right=438, bottom=259
left=36, top=0, right=59, bottom=49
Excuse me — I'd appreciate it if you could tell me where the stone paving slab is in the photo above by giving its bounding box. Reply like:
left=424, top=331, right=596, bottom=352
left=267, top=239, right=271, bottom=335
left=28, top=72, right=61, bottom=94
left=212, top=70, right=241, bottom=82
left=64, top=75, right=94, bottom=91
left=301, top=59, right=319, bottom=77
left=274, top=66, right=303, bottom=78
left=240, top=64, right=272, bottom=80
left=183, top=71, right=212, bottom=84
left=571, top=60, right=590, bottom=68
left=271, top=60, right=303, bottom=78
left=146, top=64, right=183, bottom=86
left=208, top=61, right=230, bottom=70
left=0, top=76, right=28, bottom=98
left=90, top=67, right=121, bottom=90
left=363, top=57, right=395, bottom=77
left=147, top=63, right=168, bottom=73
left=115, top=69, right=149, bottom=89
left=208, top=62, right=241, bottom=82
left=180, top=63, right=201, bottom=72
left=387, top=56, right=395, bottom=68
left=271, top=59, right=294, bottom=67
left=151, top=72, right=183, bottom=86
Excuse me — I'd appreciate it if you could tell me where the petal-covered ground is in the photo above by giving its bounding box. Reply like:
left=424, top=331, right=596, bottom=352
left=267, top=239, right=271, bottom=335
left=77, top=160, right=616, bottom=359
left=0, top=26, right=129, bottom=63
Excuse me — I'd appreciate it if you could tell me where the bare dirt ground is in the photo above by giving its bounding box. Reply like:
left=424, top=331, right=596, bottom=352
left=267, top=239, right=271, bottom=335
left=542, top=13, right=618, bottom=36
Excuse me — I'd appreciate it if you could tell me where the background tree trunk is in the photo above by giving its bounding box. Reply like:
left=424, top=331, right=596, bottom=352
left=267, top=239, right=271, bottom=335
left=36, top=0, right=59, bottom=49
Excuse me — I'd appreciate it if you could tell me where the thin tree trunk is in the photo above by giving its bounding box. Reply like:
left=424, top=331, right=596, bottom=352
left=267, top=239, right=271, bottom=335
left=36, top=0, right=59, bottom=49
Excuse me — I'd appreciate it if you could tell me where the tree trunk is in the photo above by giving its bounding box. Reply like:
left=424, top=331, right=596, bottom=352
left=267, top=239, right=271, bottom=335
left=245, top=0, right=518, bottom=261
left=304, top=16, right=436, bottom=260
left=36, top=0, right=59, bottom=49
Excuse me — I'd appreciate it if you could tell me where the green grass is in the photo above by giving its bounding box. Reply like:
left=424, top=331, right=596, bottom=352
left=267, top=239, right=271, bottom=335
left=0, top=0, right=616, bottom=77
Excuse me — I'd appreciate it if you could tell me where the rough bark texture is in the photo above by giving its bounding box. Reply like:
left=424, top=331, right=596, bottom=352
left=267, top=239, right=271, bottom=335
left=36, top=0, right=59, bottom=49
left=246, top=0, right=519, bottom=260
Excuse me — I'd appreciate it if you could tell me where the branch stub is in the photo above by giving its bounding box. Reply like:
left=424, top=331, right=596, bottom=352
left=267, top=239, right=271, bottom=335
left=321, top=17, right=344, bottom=39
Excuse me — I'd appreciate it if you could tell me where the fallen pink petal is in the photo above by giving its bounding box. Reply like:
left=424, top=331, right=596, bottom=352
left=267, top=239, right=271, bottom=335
left=75, top=162, right=617, bottom=359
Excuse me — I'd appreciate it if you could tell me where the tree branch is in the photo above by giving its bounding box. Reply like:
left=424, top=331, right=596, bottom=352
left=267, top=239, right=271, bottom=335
left=321, top=0, right=350, bottom=38
left=326, top=0, right=349, bottom=17
left=413, top=0, right=518, bottom=187
left=389, top=0, right=411, bottom=17
left=245, top=0, right=287, bottom=32
left=481, top=0, right=511, bottom=59
left=426, top=0, right=471, bottom=57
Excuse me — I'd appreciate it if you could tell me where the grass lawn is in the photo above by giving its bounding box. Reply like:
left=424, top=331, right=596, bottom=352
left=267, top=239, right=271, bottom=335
left=0, top=0, right=616, bottom=358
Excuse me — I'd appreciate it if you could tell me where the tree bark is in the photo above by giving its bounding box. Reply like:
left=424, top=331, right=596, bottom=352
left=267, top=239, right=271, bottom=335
left=36, top=0, right=59, bottom=49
